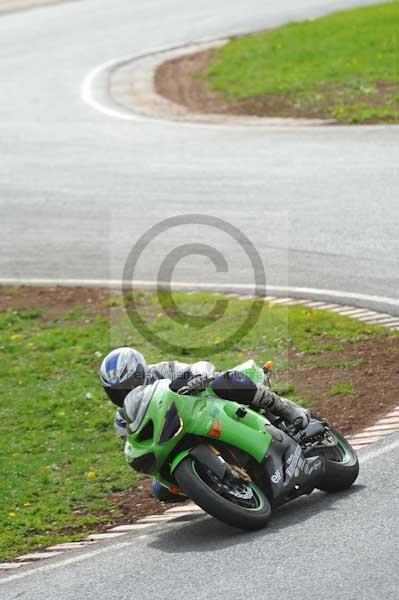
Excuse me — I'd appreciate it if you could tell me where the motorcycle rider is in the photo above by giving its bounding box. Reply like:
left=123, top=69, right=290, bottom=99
left=100, top=347, right=310, bottom=502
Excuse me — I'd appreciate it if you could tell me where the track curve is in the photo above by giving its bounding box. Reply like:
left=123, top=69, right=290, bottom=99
left=1, top=0, right=399, bottom=308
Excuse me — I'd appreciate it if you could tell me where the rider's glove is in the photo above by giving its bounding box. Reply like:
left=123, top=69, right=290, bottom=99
left=173, top=374, right=213, bottom=396
left=252, top=386, right=310, bottom=430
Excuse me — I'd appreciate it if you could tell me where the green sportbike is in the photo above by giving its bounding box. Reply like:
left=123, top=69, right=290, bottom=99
left=124, top=360, right=359, bottom=530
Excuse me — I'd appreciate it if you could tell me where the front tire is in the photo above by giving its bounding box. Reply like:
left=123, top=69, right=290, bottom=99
left=174, top=456, right=271, bottom=531
left=317, top=428, right=359, bottom=493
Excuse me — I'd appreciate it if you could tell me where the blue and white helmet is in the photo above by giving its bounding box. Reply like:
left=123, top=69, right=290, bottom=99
left=100, top=347, right=147, bottom=407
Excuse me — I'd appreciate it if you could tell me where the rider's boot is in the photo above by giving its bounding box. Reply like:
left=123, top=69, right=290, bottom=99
left=252, top=386, right=310, bottom=430
left=151, top=480, right=187, bottom=503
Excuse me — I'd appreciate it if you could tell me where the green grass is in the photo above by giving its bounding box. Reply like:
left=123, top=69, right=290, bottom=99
left=329, top=383, right=357, bottom=396
left=206, top=1, right=399, bottom=123
left=0, top=291, right=389, bottom=560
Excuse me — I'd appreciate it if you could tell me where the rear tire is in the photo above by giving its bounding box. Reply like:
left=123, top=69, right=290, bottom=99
left=317, top=428, right=359, bottom=493
left=174, top=456, right=271, bottom=531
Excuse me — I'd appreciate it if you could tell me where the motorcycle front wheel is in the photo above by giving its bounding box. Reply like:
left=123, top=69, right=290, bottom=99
left=174, top=456, right=271, bottom=531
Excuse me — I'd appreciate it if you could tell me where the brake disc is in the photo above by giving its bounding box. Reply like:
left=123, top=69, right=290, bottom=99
left=225, top=483, right=254, bottom=500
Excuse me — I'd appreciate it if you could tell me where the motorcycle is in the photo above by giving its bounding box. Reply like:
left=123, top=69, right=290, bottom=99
left=124, top=360, right=359, bottom=530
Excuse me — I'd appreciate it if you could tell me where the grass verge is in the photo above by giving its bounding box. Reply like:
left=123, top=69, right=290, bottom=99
left=205, top=1, right=399, bottom=123
left=1, top=286, right=397, bottom=561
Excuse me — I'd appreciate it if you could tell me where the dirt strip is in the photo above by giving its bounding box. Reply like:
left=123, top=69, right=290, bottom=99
left=155, top=49, right=398, bottom=123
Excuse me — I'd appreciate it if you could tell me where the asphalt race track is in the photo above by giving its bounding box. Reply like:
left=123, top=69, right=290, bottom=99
left=2, top=437, right=399, bottom=599
left=1, top=0, right=399, bottom=310
left=1, top=0, right=399, bottom=597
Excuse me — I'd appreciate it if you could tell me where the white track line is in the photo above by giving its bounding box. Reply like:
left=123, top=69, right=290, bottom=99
left=0, top=541, right=133, bottom=584
left=358, top=438, right=399, bottom=464
left=81, top=58, right=143, bottom=122
left=81, top=37, right=227, bottom=125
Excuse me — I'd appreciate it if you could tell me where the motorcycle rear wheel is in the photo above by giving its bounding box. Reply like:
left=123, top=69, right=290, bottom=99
left=174, top=456, right=271, bottom=530
left=316, top=428, right=359, bottom=493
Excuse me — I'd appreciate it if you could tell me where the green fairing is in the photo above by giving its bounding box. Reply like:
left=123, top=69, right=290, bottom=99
left=125, top=360, right=272, bottom=488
